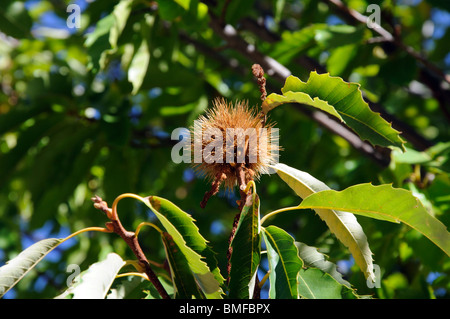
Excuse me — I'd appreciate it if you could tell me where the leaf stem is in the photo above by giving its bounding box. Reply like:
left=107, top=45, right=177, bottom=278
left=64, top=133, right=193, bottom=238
left=242, top=180, right=257, bottom=195
left=260, top=205, right=303, bottom=225
left=111, top=193, right=145, bottom=220
left=135, top=222, right=163, bottom=237
left=259, top=270, right=271, bottom=288
left=116, top=272, right=150, bottom=281
left=60, top=227, right=112, bottom=245
left=92, top=195, right=171, bottom=299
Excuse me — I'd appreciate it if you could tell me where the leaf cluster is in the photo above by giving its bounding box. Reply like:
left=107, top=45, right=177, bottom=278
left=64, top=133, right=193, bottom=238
left=1, top=0, right=449, bottom=299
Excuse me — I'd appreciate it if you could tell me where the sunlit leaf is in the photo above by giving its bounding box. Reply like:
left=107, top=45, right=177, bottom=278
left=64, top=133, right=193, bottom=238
left=109, top=0, right=133, bottom=49
left=57, top=253, right=126, bottom=299
left=263, top=72, right=406, bottom=151
left=140, top=195, right=224, bottom=298
left=84, top=14, right=115, bottom=48
left=295, top=241, right=351, bottom=287
left=327, top=44, right=359, bottom=75
left=228, top=192, right=261, bottom=299
left=0, top=238, right=63, bottom=297
left=297, top=268, right=356, bottom=299
left=298, top=183, right=450, bottom=257
left=129, top=37, right=150, bottom=95
left=268, top=163, right=377, bottom=283
left=393, top=142, right=450, bottom=174
left=161, top=231, right=204, bottom=299
left=262, top=90, right=344, bottom=121
left=84, top=13, right=115, bottom=72
left=314, top=25, right=366, bottom=48
left=262, top=226, right=303, bottom=299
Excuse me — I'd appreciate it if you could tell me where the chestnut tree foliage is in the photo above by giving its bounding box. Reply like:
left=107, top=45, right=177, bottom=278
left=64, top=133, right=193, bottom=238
left=1, top=0, right=450, bottom=299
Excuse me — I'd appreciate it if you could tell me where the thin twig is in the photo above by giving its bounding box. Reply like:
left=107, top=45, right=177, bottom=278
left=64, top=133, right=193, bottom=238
left=226, top=164, right=252, bottom=284
left=237, top=16, right=434, bottom=150
left=200, top=172, right=227, bottom=208
left=91, top=196, right=170, bottom=299
left=219, top=0, right=232, bottom=25
left=207, top=11, right=393, bottom=166
left=252, top=63, right=267, bottom=102
left=323, top=0, right=450, bottom=121
left=226, top=210, right=241, bottom=284
left=324, top=0, right=450, bottom=84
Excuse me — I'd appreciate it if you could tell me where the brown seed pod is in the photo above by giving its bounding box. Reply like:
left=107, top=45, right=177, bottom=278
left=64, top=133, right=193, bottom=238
left=191, top=98, right=280, bottom=207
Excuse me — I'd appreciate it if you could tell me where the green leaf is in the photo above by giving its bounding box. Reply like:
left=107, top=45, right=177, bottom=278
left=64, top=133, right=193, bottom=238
left=84, top=14, right=115, bottom=48
left=228, top=192, right=261, bottom=299
left=84, top=13, right=115, bottom=72
left=427, top=141, right=450, bottom=159
left=262, top=226, right=303, bottom=299
left=128, top=37, right=150, bottom=95
left=262, top=90, right=344, bottom=122
left=28, top=125, right=99, bottom=229
left=57, top=253, right=126, bottom=299
left=0, top=2, right=32, bottom=39
left=107, top=277, right=149, bottom=299
left=295, top=241, right=351, bottom=287
left=314, top=25, right=366, bottom=48
left=0, top=103, right=50, bottom=136
left=392, top=142, right=450, bottom=174
left=128, top=16, right=153, bottom=95
left=297, top=268, right=356, bottom=299
left=143, top=276, right=175, bottom=299
left=262, top=72, right=406, bottom=151
left=298, top=183, right=450, bottom=257
left=0, top=114, right=63, bottom=190
left=109, top=0, right=133, bottom=49
left=327, top=44, right=359, bottom=75
left=0, top=238, right=63, bottom=297
left=270, top=24, right=365, bottom=66
left=392, top=147, right=432, bottom=164
left=141, top=195, right=224, bottom=298
left=270, top=24, right=325, bottom=64
left=379, top=54, right=417, bottom=86
left=158, top=0, right=186, bottom=20
left=161, top=231, right=204, bottom=299
left=268, top=163, right=376, bottom=283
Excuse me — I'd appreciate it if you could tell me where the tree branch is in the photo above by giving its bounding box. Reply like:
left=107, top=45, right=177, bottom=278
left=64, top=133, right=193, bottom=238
left=323, top=0, right=450, bottom=122
left=207, top=11, right=393, bottom=166
left=324, top=0, right=450, bottom=84
left=238, top=16, right=434, bottom=151
left=91, top=195, right=170, bottom=299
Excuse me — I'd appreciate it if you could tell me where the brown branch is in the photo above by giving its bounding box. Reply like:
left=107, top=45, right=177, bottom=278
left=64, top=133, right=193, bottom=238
left=324, top=0, right=450, bottom=85
left=252, top=63, right=267, bottom=102
left=226, top=164, right=253, bottom=284
left=323, top=0, right=450, bottom=122
left=236, top=164, right=250, bottom=210
left=238, top=16, right=435, bottom=150
left=226, top=211, right=241, bottom=284
left=91, top=195, right=170, bottom=299
left=200, top=171, right=227, bottom=208
left=208, top=11, right=291, bottom=84
left=207, top=12, right=393, bottom=166
left=219, top=0, right=232, bottom=25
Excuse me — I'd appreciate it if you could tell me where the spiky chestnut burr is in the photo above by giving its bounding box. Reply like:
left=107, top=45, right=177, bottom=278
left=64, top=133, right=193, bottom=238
left=191, top=97, right=280, bottom=208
